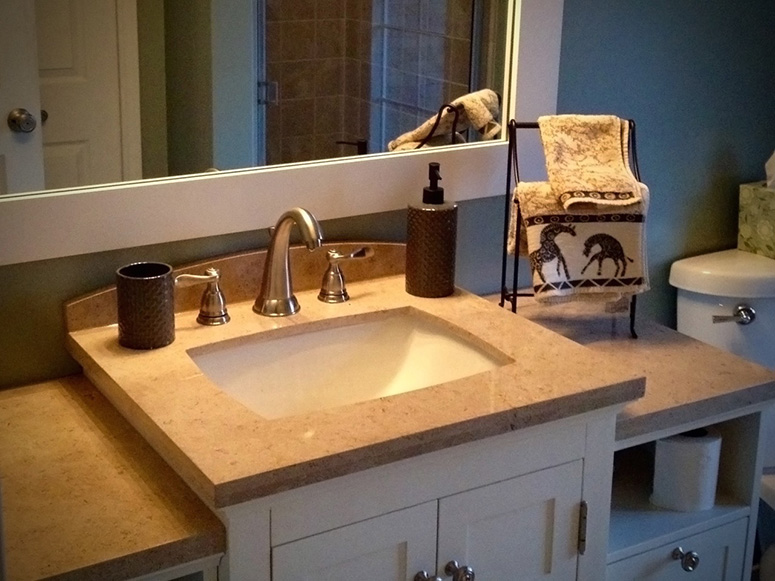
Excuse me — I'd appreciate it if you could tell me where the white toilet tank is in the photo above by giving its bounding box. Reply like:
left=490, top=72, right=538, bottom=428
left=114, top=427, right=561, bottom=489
left=670, top=249, right=775, bottom=369
left=670, top=248, right=775, bottom=473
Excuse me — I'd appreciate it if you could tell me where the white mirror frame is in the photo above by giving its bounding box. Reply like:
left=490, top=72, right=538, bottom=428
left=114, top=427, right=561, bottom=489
left=0, top=0, right=563, bottom=267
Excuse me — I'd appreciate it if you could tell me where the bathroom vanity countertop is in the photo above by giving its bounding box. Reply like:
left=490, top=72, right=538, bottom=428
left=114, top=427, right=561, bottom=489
left=511, top=299, right=775, bottom=447
left=66, top=275, right=645, bottom=509
left=0, top=376, right=225, bottom=581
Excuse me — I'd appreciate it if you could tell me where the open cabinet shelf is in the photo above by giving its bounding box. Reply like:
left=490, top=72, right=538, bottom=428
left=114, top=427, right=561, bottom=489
left=608, top=413, right=762, bottom=568
left=608, top=443, right=749, bottom=562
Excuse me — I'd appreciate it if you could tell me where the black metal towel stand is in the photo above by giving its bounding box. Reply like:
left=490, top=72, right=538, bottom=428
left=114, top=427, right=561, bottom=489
left=414, top=104, right=460, bottom=149
left=499, top=119, right=641, bottom=339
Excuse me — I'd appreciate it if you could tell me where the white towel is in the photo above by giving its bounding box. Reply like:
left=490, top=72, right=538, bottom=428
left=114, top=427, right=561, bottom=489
left=512, top=181, right=649, bottom=304
left=388, top=89, right=501, bottom=151
left=538, top=115, right=641, bottom=209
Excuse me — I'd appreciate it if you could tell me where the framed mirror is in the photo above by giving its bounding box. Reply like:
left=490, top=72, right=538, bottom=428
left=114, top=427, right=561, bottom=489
left=1, top=0, right=512, bottom=196
left=0, top=0, right=564, bottom=267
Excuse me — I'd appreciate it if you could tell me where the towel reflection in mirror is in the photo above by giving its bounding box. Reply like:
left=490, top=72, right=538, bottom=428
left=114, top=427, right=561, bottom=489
left=388, top=89, right=502, bottom=152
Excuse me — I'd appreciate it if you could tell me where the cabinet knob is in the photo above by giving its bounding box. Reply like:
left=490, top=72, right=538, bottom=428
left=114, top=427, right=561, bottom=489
left=414, top=572, right=442, bottom=581
left=444, top=560, right=475, bottom=581
left=672, top=547, right=700, bottom=572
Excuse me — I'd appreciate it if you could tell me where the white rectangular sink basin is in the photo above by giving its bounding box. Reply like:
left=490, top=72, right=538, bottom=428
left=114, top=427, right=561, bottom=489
left=188, top=309, right=511, bottom=419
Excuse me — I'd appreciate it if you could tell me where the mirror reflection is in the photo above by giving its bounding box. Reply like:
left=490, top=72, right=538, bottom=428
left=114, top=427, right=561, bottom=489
left=262, top=0, right=507, bottom=165
left=3, top=0, right=509, bottom=196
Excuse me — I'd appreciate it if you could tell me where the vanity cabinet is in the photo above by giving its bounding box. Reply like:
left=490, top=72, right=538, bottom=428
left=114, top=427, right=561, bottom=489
left=606, top=412, right=764, bottom=581
left=273, top=460, right=583, bottom=581
left=219, top=410, right=621, bottom=581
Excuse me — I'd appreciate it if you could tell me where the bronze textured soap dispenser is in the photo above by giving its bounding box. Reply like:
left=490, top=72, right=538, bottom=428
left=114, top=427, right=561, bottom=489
left=405, top=162, right=458, bottom=297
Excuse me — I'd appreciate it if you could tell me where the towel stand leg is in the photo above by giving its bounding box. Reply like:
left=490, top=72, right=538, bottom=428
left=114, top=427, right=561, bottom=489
left=630, top=295, right=638, bottom=339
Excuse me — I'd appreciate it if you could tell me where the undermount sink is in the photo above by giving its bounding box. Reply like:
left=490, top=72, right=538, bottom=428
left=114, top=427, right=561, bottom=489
left=188, top=308, right=512, bottom=419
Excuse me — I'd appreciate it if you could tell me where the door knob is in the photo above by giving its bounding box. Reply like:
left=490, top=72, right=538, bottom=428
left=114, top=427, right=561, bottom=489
left=7, top=108, right=37, bottom=133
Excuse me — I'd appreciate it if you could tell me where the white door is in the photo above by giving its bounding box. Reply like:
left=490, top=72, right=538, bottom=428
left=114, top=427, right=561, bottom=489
left=0, top=0, right=45, bottom=195
left=272, top=502, right=438, bottom=581
left=606, top=518, right=748, bottom=581
left=35, top=0, right=141, bottom=190
left=438, top=460, right=584, bottom=580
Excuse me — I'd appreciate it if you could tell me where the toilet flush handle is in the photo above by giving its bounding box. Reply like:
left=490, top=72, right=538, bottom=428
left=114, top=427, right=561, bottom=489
left=712, top=304, right=756, bottom=325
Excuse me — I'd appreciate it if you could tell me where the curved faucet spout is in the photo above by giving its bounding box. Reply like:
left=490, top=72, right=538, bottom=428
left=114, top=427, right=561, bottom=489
left=254, top=207, right=323, bottom=317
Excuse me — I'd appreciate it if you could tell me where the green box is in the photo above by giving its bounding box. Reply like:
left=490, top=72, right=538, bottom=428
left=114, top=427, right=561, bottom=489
left=739, top=182, right=775, bottom=259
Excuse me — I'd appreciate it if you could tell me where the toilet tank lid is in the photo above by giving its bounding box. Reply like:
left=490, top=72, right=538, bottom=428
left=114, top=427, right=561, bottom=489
left=669, top=249, right=775, bottom=297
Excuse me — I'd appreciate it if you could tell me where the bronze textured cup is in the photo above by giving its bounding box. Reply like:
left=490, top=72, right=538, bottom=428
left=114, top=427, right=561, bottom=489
left=116, top=262, right=175, bottom=349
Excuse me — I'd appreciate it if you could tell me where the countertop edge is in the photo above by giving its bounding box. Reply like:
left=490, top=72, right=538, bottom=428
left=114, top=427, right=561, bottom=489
left=615, top=379, right=775, bottom=444
left=213, top=375, right=646, bottom=507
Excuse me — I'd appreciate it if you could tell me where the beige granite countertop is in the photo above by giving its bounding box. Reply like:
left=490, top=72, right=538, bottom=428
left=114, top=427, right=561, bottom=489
left=0, top=376, right=225, bottom=581
left=17, top=241, right=775, bottom=579
left=511, top=298, right=775, bottom=446
left=66, top=275, right=645, bottom=509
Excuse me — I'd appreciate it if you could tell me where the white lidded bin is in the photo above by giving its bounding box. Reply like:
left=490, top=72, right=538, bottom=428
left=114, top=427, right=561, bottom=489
left=670, top=249, right=775, bottom=564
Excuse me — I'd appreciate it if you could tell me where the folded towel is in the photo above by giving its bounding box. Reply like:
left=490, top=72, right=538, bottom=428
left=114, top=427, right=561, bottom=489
left=538, top=114, right=641, bottom=209
left=511, top=181, right=649, bottom=304
left=389, top=133, right=466, bottom=152
left=388, top=89, right=501, bottom=151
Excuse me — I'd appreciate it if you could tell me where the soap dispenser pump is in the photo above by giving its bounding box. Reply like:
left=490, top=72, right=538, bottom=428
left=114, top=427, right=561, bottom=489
left=405, top=162, right=458, bottom=297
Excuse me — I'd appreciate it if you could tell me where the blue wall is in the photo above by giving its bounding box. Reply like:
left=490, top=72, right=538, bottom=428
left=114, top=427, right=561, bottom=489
left=2, top=0, right=775, bottom=388
left=556, top=0, right=775, bottom=324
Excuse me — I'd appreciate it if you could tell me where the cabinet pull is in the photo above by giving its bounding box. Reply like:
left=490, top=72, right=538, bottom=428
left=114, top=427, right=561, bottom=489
left=444, top=560, right=475, bottom=581
left=672, top=547, right=700, bottom=572
left=414, top=572, right=442, bottom=581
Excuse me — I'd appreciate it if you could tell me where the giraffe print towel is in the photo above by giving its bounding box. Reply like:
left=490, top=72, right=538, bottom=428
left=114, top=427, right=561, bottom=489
left=538, top=115, right=642, bottom=209
left=511, top=181, right=650, bottom=304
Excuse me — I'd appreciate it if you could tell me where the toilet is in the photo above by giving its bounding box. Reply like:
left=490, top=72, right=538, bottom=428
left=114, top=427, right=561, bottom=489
left=670, top=248, right=775, bottom=572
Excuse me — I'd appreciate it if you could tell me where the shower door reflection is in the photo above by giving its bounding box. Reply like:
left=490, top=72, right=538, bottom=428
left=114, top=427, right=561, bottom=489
left=263, top=0, right=507, bottom=166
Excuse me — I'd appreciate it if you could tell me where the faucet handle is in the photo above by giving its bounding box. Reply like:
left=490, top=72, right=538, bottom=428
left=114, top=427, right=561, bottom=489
left=175, top=268, right=230, bottom=325
left=318, top=247, right=374, bottom=303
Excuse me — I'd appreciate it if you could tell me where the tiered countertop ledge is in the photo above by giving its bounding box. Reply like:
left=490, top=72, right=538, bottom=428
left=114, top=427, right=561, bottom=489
left=509, top=297, right=775, bottom=448
left=0, top=376, right=225, bottom=581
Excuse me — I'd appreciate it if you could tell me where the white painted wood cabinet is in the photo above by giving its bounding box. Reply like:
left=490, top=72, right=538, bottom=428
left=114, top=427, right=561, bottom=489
left=219, top=409, right=622, bottom=581
left=273, top=460, right=584, bottom=581
left=606, top=518, right=747, bottom=580
left=607, top=412, right=765, bottom=581
left=436, top=460, right=584, bottom=580
left=273, top=502, right=438, bottom=581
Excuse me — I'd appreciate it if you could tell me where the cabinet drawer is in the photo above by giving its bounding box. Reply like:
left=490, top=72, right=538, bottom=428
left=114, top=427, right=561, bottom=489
left=606, top=518, right=748, bottom=580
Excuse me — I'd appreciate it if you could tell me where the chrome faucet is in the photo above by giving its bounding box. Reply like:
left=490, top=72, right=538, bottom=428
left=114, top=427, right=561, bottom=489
left=254, top=207, right=323, bottom=316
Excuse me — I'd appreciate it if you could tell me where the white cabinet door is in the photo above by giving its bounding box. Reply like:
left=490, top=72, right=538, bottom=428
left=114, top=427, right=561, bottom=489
left=606, top=518, right=748, bottom=581
left=437, top=460, right=584, bottom=580
left=272, top=501, right=438, bottom=581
